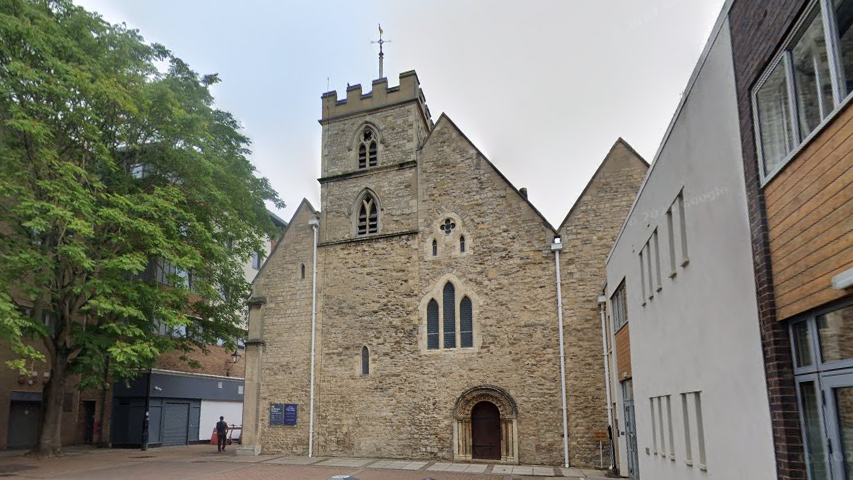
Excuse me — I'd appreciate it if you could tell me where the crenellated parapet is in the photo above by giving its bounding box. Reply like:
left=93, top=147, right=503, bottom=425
left=320, top=70, right=433, bottom=128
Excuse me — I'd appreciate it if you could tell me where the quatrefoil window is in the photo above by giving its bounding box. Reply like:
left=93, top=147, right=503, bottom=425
left=440, top=219, right=456, bottom=235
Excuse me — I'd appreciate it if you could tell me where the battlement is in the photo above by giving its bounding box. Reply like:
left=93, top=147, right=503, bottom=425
left=320, top=70, right=432, bottom=125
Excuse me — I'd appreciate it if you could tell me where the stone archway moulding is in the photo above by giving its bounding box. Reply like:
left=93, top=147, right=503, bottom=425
left=452, top=385, right=519, bottom=464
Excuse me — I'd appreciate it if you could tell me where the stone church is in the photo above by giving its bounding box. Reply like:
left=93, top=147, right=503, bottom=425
left=238, top=70, right=648, bottom=467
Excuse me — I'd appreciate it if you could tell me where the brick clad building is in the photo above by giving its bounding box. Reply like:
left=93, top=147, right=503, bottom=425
left=240, top=70, right=648, bottom=467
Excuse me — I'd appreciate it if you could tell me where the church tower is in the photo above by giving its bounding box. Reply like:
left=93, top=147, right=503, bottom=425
left=317, top=72, right=433, bottom=243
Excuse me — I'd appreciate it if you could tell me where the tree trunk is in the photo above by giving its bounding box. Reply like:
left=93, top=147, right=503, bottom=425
left=32, top=349, right=68, bottom=457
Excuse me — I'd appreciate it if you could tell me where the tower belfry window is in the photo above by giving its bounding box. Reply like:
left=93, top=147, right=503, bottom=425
left=358, top=128, right=378, bottom=169
left=358, top=194, right=378, bottom=235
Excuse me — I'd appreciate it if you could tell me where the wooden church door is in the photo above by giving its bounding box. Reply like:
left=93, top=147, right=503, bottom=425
left=471, top=401, right=501, bottom=460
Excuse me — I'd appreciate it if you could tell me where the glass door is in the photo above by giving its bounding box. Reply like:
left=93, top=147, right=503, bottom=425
left=821, top=372, right=853, bottom=479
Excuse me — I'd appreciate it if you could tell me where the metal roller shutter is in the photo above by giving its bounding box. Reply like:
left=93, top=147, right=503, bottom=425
left=162, top=402, right=189, bottom=446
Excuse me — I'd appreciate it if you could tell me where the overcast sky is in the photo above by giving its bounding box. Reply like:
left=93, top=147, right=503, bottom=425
left=75, top=0, right=726, bottom=227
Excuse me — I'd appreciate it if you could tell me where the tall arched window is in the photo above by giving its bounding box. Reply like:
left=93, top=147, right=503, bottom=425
left=432, top=239, right=438, bottom=257
left=443, top=282, right=456, bottom=349
left=460, top=296, right=473, bottom=348
left=357, top=194, right=378, bottom=235
left=358, top=128, right=378, bottom=169
left=427, top=300, right=439, bottom=350
left=460, top=235, right=466, bottom=253
left=361, top=346, right=370, bottom=375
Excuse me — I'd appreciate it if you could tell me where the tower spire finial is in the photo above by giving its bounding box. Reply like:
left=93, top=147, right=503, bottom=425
left=371, top=24, right=390, bottom=79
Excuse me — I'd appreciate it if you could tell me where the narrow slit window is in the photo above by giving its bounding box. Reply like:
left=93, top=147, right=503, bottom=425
left=695, top=392, right=706, bottom=469
left=682, top=393, right=693, bottom=465
left=300, top=263, right=305, bottom=280
left=646, top=243, right=654, bottom=300
left=653, top=229, right=662, bottom=291
left=460, top=296, right=473, bottom=348
left=358, top=128, right=378, bottom=169
left=677, top=192, right=689, bottom=265
left=432, top=239, right=437, bottom=257
left=666, top=208, right=677, bottom=277
left=658, top=397, right=666, bottom=457
left=459, top=235, right=466, bottom=253
left=651, top=398, right=658, bottom=454
left=357, top=194, right=378, bottom=235
left=443, top=282, right=456, bottom=349
left=361, top=346, right=369, bottom=375
left=640, top=250, right=647, bottom=305
left=666, top=395, right=675, bottom=459
left=427, top=300, right=439, bottom=350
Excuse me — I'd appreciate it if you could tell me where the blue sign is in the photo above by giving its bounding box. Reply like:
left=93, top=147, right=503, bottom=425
left=284, top=404, right=298, bottom=426
left=269, top=403, right=284, bottom=426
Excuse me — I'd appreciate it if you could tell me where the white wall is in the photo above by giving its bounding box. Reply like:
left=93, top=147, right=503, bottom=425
left=199, top=400, right=244, bottom=441
left=605, top=18, right=776, bottom=480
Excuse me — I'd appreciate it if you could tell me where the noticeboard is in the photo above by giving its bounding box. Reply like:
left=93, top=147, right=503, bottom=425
left=284, top=404, right=298, bottom=426
left=269, top=403, right=284, bottom=426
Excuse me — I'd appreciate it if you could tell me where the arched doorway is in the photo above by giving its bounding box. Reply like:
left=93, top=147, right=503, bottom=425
left=453, top=385, right=518, bottom=464
left=471, top=401, right=501, bottom=460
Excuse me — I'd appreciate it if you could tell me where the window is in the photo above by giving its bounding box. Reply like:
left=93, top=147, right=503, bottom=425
left=639, top=249, right=647, bottom=305
left=694, top=393, right=706, bottom=470
left=657, top=397, right=666, bottom=458
left=666, top=395, right=675, bottom=459
left=425, top=282, right=475, bottom=351
left=682, top=393, right=693, bottom=465
left=666, top=208, right=677, bottom=277
left=459, top=235, right=466, bottom=253
left=155, top=258, right=189, bottom=287
left=611, top=281, right=628, bottom=331
left=653, top=229, right=662, bottom=291
left=427, top=300, right=439, bottom=350
left=432, top=239, right=437, bottom=257
left=357, top=194, right=378, bottom=235
left=753, top=0, right=853, bottom=179
left=791, top=302, right=853, bottom=479
left=460, top=296, right=473, bottom=348
left=646, top=243, right=654, bottom=300
left=650, top=398, right=658, bottom=455
left=252, top=251, right=261, bottom=270
left=361, top=346, right=369, bottom=375
left=300, top=263, right=305, bottom=280
left=358, top=127, right=378, bottom=168
left=676, top=192, right=689, bottom=266
left=443, top=282, right=456, bottom=349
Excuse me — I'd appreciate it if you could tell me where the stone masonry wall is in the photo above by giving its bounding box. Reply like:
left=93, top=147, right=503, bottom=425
left=252, top=202, right=317, bottom=455
left=559, top=140, right=649, bottom=467
left=320, top=167, right=418, bottom=243
left=416, top=117, right=564, bottom=464
left=321, top=102, right=426, bottom=179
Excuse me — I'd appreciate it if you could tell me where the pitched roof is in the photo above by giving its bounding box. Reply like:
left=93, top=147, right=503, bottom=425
left=425, top=113, right=558, bottom=234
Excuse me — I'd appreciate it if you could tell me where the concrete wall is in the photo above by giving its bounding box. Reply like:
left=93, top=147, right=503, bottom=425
left=605, top=18, right=775, bottom=480
left=199, top=400, right=243, bottom=440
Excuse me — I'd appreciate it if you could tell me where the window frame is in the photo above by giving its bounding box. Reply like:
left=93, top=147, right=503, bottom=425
left=752, top=0, right=853, bottom=184
left=357, top=193, right=379, bottom=236
left=611, top=280, right=629, bottom=332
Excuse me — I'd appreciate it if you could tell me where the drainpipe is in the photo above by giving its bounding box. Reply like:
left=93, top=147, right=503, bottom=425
left=598, top=295, right=616, bottom=474
left=308, top=217, right=319, bottom=457
left=551, top=237, right=570, bottom=468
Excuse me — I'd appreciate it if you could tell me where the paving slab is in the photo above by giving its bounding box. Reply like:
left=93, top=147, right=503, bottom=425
left=512, top=465, right=534, bottom=475
left=561, top=467, right=585, bottom=477
left=445, top=463, right=470, bottom=472
left=491, top=465, right=513, bottom=474
left=426, top=462, right=452, bottom=471
left=533, top=466, right=556, bottom=476
left=463, top=464, right=487, bottom=473
left=402, top=461, right=428, bottom=470
left=265, top=456, right=327, bottom=465
left=315, top=458, right=374, bottom=467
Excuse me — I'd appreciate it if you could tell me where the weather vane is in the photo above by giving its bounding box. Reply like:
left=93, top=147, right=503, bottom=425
left=370, top=24, right=391, bottom=79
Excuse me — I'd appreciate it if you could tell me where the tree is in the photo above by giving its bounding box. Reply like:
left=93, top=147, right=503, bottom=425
left=0, top=0, right=283, bottom=455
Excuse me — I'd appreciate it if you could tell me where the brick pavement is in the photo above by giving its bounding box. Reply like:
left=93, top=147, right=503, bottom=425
left=0, top=445, right=612, bottom=480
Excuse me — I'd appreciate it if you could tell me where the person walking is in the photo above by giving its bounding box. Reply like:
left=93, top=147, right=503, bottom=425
left=215, top=416, right=228, bottom=452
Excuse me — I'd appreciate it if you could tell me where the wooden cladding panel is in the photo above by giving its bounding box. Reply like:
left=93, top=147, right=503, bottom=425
left=614, top=324, right=631, bottom=381
left=766, top=103, right=853, bottom=320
